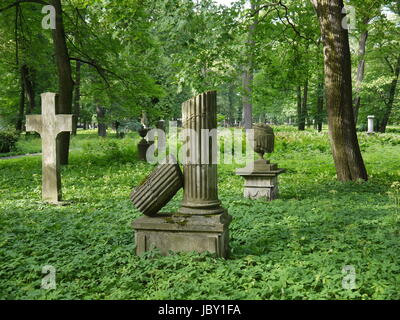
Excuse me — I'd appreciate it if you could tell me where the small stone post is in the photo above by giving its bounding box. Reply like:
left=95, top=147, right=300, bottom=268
left=368, top=115, right=375, bottom=134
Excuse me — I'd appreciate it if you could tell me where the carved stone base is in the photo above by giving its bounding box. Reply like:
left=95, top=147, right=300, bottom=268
left=132, top=211, right=232, bottom=258
left=242, top=175, right=279, bottom=200
left=236, top=161, right=285, bottom=201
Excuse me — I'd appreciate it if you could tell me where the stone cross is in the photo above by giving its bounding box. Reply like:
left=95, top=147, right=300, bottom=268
left=367, top=115, right=375, bottom=134
left=26, top=93, right=73, bottom=204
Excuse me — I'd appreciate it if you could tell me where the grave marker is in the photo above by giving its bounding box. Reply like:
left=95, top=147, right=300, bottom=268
left=26, top=93, right=72, bottom=204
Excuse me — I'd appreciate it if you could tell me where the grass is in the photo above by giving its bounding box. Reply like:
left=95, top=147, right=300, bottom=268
left=0, top=128, right=399, bottom=300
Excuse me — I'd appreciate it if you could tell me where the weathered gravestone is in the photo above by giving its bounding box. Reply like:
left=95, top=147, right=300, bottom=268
left=26, top=93, right=73, bottom=204
left=236, top=124, right=285, bottom=201
left=132, top=91, right=232, bottom=258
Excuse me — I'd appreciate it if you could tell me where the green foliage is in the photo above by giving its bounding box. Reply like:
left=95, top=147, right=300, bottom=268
left=0, top=129, right=400, bottom=299
left=0, top=130, right=19, bottom=153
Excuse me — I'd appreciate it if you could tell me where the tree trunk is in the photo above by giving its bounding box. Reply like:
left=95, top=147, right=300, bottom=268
left=379, top=55, right=400, bottom=133
left=316, top=81, right=324, bottom=132
left=242, top=69, right=253, bottom=129
left=96, top=106, right=107, bottom=137
left=228, top=85, right=235, bottom=126
left=303, top=79, right=310, bottom=128
left=297, top=85, right=305, bottom=130
left=353, top=19, right=369, bottom=124
left=21, top=65, right=36, bottom=114
left=51, top=0, right=74, bottom=165
left=242, top=1, right=259, bottom=130
left=311, top=0, right=368, bottom=181
left=16, top=67, right=25, bottom=132
left=72, top=60, right=81, bottom=136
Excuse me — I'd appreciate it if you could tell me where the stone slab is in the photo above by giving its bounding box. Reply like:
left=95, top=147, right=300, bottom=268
left=133, top=211, right=232, bottom=258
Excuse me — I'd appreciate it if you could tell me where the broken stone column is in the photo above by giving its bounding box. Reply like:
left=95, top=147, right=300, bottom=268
left=132, top=91, right=232, bottom=258
left=236, top=124, right=285, bottom=201
left=178, top=92, right=225, bottom=216
left=131, top=156, right=183, bottom=216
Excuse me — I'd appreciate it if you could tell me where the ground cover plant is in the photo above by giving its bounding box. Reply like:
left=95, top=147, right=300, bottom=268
left=0, top=128, right=399, bottom=300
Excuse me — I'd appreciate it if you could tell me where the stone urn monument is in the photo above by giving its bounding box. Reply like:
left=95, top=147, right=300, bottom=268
left=236, top=124, right=285, bottom=201
left=137, top=125, right=151, bottom=161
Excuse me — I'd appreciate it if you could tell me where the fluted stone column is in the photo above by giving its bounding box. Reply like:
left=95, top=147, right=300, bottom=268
left=178, top=91, right=225, bottom=215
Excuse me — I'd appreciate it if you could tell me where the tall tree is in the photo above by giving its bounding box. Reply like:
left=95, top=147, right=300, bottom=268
left=72, top=60, right=81, bottom=136
left=353, top=17, right=370, bottom=123
left=379, top=54, right=400, bottom=132
left=242, top=0, right=259, bottom=129
left=310, top=0, right=368, bottom=181
left=51, top=0, right=74, bottom=165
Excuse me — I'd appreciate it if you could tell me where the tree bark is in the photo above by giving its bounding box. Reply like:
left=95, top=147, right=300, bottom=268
left=228, top=85, right=235, bottom=126
left=21, top=65, right=36, bottom=114
left=297, top=85, right=305, bottom=130
left=316, top=81, right=324, bottom=132
left=311, top=0, right=368, bottom=181
left=242, top=1, right=259, bottom=130
left=303, top=79, right=309, bottom=128
left=16, top=67, right=25, bottom=132
left=51, top=0, right=74, bottom=165
left=72, top=60, right=81, bottom=136
left=353, top=18, right=370, bottom=124
left=379, top=55, right=400, bottom=133
left=96, top=106, right=107, bottom=137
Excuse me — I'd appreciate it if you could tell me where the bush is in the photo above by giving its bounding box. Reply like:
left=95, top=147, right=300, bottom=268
left=0, top=130, right=19, bottom=153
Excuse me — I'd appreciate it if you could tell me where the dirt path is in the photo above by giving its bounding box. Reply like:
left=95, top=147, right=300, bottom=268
left=0, top=153, right=42, bottom=160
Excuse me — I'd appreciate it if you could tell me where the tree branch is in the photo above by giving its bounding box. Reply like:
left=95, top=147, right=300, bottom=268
left=0, top=0, right=49, bottom=13
left=384, top=56, right=394, bottom=74
left=69, top=57, right=111, bottom=87
left=275, top=1, right=318, bottom=45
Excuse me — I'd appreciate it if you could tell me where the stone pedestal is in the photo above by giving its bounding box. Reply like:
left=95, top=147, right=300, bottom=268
left=138, top=140, right=150, bottom=161
left=137, top=126, right=150, bottom=161
left=236, top=160, right=285, bottom=201
left=133, top=211, right=231, bottom=257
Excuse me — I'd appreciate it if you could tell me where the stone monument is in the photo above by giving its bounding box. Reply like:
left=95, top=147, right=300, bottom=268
left=137, top=125, right=150, bottom=161
left=236, top=124, right=285, bottom=201
left=141, top=110, right=149, bottom=128
left=132, top=91, right=232, bottom=258
left=25, top=93, right=73, bottom=204
left=367, top=115, right=375, bottom=134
